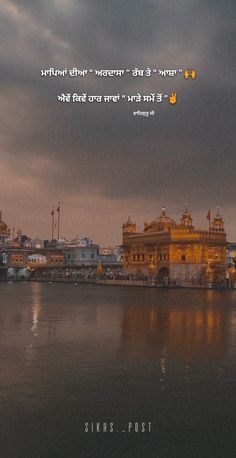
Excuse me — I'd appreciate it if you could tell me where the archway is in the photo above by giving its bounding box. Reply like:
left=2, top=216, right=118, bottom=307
left=158, top=267, right=169, bottom=285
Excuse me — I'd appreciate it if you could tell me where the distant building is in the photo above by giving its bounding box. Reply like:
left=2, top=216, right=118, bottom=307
left=0, top=211, right=10, bottom=244
left=32, top=238, right=44, bottom=249
left=65, top=239, right=123, bottom=274
left=99, top=247, right=118, bottom=263
left=66, top=238, right=100, bottom=267
left=0, top=246, right=66, bottom=280
left=122, top=207, right=231, bottom=286
left=227, top=243, right=236, bottom=268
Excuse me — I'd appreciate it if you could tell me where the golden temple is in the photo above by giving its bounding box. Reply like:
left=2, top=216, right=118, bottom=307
left=122, top=206, right=228, bottom=286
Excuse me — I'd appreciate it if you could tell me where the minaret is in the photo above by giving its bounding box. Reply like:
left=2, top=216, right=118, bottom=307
left=211, top=207, right=224, bottom=231
left=180, top=203, right=193, bottom=228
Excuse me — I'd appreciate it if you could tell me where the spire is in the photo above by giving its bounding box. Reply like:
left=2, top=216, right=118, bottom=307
left=123, top=216, right=136, bottom=234
left=162, top=206, right=166, bottom=216
left=216, top=206, right=221, bottom=218
left=180, top=203, right=193, bottom=228
left=211, top=207, right=224, bottom=231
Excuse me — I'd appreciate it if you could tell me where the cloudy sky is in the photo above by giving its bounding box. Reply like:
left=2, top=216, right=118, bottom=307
left=0, top=0, right=235, bottom=245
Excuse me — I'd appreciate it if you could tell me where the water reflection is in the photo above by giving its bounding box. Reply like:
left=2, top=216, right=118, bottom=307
left=120, top=303, right=231, bottom=363
left=0, top=284, right=235, bottom=383
left=0, top=285, right=236, bottom=457
left=160, top=345, right=168, bottom=390
left=31, top=282, right=41, bottom=335
left=26, top=283, right=41, bottom=364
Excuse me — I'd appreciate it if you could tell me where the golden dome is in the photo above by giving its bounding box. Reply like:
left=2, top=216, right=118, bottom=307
left=144, top=207, right=176, bottom=232
left=0, top=211, right=8, bottom=233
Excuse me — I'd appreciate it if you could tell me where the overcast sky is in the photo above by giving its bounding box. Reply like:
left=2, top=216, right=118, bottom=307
left=0, top=0, right=235, bottom=245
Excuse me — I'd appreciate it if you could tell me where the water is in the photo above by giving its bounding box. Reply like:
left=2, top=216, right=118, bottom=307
left=0, top=282, right=236, bottom=458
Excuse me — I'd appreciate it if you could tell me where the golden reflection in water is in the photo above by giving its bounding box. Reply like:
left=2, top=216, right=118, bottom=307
left=206, top=288, right=236, bottom=303
left=25, top=283, right=42, bottom=364
left=206, top=289, right=219, bottom=302
left=121, top=304, right=230, bottom=364
left=31, top=282, right=41, bottom=335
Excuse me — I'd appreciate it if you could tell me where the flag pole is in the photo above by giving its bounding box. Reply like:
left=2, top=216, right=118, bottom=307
left=51, top=208, right=55, bottom=240
left=57, top=202, right=61, bottom=240
left=207, top=210, right=211, bottom=230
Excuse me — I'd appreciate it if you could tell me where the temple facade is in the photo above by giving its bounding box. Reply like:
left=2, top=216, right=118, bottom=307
left=122, top=207, right=229, bottom=286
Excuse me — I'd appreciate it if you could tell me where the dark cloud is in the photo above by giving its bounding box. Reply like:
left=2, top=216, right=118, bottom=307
left=0, top=0, right=235, bottom=243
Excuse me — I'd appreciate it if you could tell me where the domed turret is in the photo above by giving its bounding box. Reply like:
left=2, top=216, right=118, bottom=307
left=211, top=207, right=224, bottom=231
left=144, top=207, right=176, bottom=233
left=180, top=203, right=193, bottom=228
left=0, top=211, right=8, bottom=233
left=0, top=211, right=10, bottom=243
left=123, top=216, right=136, bottom=234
